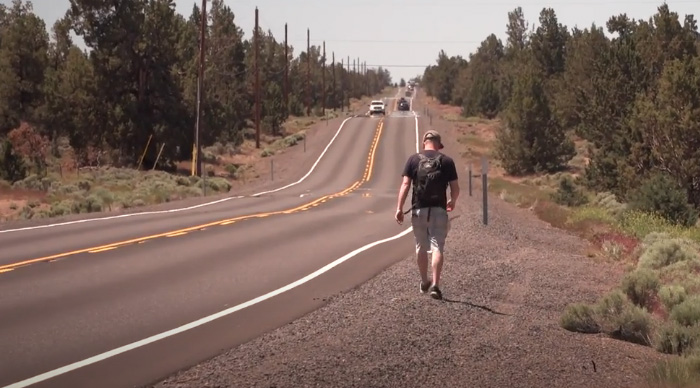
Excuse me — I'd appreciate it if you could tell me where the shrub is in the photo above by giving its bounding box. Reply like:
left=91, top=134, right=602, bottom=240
left=568, top=206, right=617, bottom=225
left=647, top=355, right=700, bottom=388
left=93, top=188, right=115, bottom=211
left=76, top=179, right=91, bottom=191
left=560, top=303, right=601, bottom=333
left=19, top=205, right=34, bottom=219
left=225, top=163, right=238, bottom=177
left=639, top=238, right=699, bottom=270
left=660, top=285, right=689, bottom=311
left=13, top=174, right=44, bottom=191
left=175, top=176, right=190, bottom=186
left=643, top=232, right=673, bottom=250
left=49, top=200, right=73, bottom=217
left=81, top=194, right=103, bottom=213
left=655, top=321, right=700, bottom=355
left=628, top=173, right=699, bottom=227
left=283, top=135, right=298, bottom=147
left=197, top=177, right=232, bottom=193
left=671, top=296, right=700, bottom=327
left=619, top=211, right=674, bottom=239
left=592, top=191, right=627, bottom=217
left=594, top=290, right=654, bottom=345
left=49, top=182, right=80, bottom=195
left=602, top=240, right=625, bottom=260
left=551, top=175, right=588, bottom=207
left=622, top=268, right=660, bottom=308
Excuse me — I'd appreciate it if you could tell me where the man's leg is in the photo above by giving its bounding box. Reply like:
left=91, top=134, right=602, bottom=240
left=428, top=208, right=449, bottom=299
left=417, top=248, right=429, bottom=284
left=431, top=249, right=444, bottom=287
left=411, top=209, right=431, bottom=293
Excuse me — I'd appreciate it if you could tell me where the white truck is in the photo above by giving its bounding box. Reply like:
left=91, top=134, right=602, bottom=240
left=368, top=100, right=386, bottom=116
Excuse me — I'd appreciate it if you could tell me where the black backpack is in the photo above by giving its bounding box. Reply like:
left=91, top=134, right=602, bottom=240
left=413, top=153, right=444, bottom=208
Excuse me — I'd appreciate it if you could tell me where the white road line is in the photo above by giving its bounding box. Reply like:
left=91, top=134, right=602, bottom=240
left=249, top=116, right=355, bottom=197
left=1, top=227, right=414, bottom=388
left=0, top=116, right=356, bottom=234
left=2, top=90, right=422, bottom=388
left=413, top=110, right=420, bottom=152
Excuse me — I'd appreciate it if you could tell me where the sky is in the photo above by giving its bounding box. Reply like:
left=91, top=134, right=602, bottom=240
left=3, top=0, right=698, bottom=82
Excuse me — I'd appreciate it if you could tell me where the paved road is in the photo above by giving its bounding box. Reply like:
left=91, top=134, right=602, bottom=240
left=0, top=101, right=421, bottom=387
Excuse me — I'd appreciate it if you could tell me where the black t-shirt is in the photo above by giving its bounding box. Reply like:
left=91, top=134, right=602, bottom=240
left=402, top=150, right=458, bottom=209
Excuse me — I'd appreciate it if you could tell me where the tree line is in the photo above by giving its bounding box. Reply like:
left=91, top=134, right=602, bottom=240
left=421, top=3, right=700, bottom=222
left=0, top=0, right=392, bottom=179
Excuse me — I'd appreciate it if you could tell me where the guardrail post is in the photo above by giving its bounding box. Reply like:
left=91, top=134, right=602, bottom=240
left=468, top=163, right=472, bottom=196
left=271, top=158, right=274, bottom=181
left=481, top=156, right=488, bottom=225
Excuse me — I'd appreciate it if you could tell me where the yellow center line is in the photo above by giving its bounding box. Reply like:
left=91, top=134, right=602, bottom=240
left=88, top=246, right=119, bottom=254
left=0, top=119, right=386, bottom=273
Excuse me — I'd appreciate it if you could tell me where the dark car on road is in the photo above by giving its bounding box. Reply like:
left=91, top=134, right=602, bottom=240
left=397, top=97, right=410, bottom=111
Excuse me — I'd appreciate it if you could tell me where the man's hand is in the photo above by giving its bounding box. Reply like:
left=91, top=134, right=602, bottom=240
left=395, top=209, right=404, bottom=224
left=446, top=199, right=455, bottom=212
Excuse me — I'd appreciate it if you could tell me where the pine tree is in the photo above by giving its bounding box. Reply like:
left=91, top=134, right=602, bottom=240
left=495, top=55, right=575, bottom=175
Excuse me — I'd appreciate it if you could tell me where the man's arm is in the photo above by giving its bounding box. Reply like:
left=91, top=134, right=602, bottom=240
left=397, top=176, right=412, bottom=212
left=449, top=179, right=460, bottom=204
left=446, top=156, right=460, bottom=210
left=397, top=155, right=415, bottom=212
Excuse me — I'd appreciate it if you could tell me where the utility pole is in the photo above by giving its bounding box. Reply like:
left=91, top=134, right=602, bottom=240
left=365, top=61, right=369, bottom=95
left=194, top=0, right=207, bottom=177
left=340, top=58, right=343, bottom=112
left=254, top=7, right=260, bottom=148
left=306, top=28, right=311, bottom=116
left=284, top=23, right=288, bottom=116
left=332, top=51, right=336, bottom=110
left=322, top=41, right=326, bottom=115
left=352, top=58, right=356, bottom=100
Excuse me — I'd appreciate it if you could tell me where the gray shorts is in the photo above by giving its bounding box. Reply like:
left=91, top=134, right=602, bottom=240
left=410, top=207, right=450, bottom=254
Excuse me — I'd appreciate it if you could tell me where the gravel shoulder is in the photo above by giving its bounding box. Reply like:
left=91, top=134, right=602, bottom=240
left=148, top=90, right=662, bottom=388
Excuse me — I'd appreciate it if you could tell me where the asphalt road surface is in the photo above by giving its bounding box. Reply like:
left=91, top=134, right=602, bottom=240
left=0, top=101, right=422, bottom=388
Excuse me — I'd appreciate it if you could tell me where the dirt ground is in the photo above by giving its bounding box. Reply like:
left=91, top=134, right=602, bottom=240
left=148, top=88, right=667, bottom=388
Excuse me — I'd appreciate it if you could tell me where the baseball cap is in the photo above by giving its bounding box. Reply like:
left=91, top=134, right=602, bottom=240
left=423, top=130, right=444, bottom=149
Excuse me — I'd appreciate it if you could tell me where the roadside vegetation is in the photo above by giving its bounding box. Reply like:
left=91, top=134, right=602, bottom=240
left=0, top=0, right=393, bottom=221
left=420, top=3, right=700, bottom=386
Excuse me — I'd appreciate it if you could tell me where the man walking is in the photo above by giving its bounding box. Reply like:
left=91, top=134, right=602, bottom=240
left=395, top=130, right=460, bottom=300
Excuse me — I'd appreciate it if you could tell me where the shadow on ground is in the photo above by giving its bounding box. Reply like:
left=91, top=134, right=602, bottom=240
left=441, top=298, right=511, bottom=316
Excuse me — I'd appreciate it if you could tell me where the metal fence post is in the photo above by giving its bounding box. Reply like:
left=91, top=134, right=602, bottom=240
left=482, top=156, right=488, bottom=225
left=468, top=163, right=472, bottom=196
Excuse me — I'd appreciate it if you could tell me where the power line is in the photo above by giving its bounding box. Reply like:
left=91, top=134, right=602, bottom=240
left=373, top=0, right=697, bottom=4
left=293, top=39, right=482, bottom=44
left=364, top=65, right=432, bottom=68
